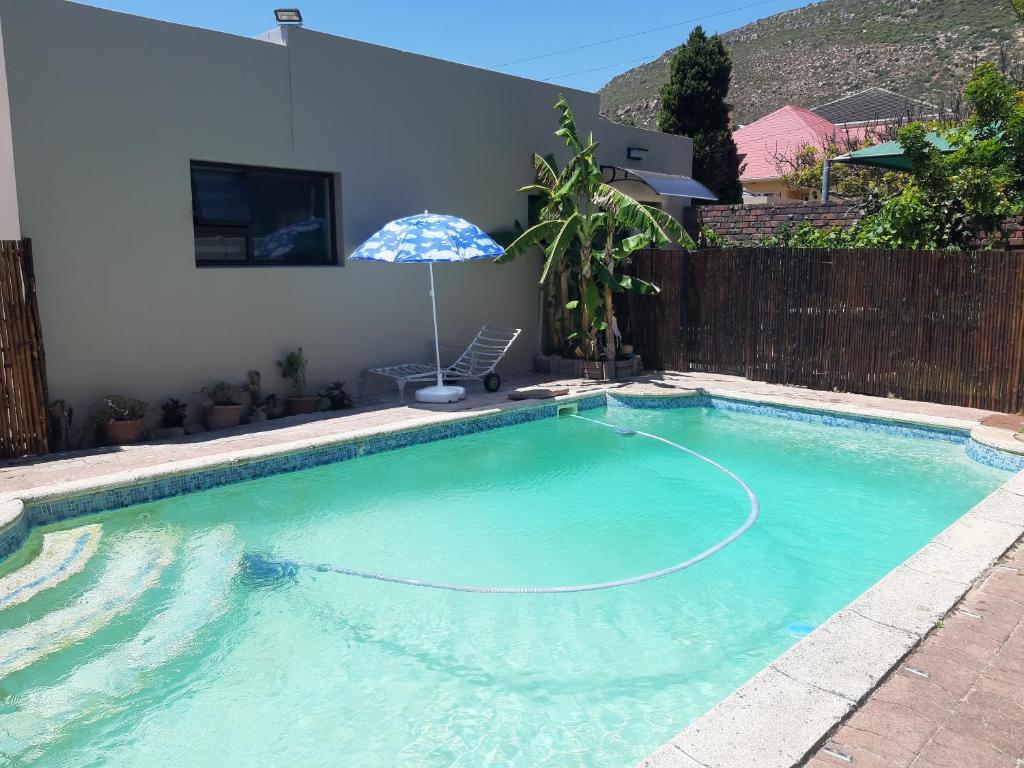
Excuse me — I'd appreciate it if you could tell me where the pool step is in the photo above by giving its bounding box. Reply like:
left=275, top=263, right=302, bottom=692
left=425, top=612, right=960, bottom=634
left=0, top=524, right=102, bottom=612
left=0, top=526, right=241, bottom=758
left=0, top=529, right=174, bottom=679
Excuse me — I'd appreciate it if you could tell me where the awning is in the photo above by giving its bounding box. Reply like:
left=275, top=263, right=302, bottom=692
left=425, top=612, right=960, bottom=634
left=602, top=166, right=718, bottom=201
left=832, top=131, right=956, bottom=171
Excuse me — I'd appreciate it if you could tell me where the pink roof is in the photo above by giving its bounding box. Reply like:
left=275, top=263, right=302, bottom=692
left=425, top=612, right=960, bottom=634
left=734, top=106, right=840, bottom=181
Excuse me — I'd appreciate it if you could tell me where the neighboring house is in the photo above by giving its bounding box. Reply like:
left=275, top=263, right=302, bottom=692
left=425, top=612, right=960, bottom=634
left=734, top=88, right=942, bottom=205
left=733, top=106, right=840, bottom=203
left=0, top=0, right=706, bottom=417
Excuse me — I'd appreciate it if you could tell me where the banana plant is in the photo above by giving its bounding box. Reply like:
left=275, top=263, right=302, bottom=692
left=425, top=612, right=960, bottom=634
left=499, top=96, right=693, bottom=361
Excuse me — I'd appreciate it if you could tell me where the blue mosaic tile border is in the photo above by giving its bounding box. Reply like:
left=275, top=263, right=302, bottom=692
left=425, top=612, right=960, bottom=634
left=706, top=396, right=970, bottom=445
left=611, top=392, right=968, bottom=444
left=967, top=440, right=1024, bottom=473
left=23, top=394, right=606, bottom=532
left=610, top=393, right=1024, bottom=470
left=0, top=511, right=29, bottom=561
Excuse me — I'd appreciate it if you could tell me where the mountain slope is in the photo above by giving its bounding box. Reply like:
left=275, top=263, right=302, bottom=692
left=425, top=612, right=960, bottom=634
left=599, top=0, right=1024, bottom=128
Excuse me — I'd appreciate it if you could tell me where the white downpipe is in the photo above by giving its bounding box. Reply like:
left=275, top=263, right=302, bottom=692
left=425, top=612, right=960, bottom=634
left=428, top=261, right=444, bottom=387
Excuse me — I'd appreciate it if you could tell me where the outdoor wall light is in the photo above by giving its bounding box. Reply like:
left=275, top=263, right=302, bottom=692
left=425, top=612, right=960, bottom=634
left=274, top=8, right=303, bottom=25
left=627, top=146, right=649, bottom=161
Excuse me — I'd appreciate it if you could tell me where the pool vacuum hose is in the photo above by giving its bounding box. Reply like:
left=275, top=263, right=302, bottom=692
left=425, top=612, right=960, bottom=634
left=245, top=413, right=760, bottom=594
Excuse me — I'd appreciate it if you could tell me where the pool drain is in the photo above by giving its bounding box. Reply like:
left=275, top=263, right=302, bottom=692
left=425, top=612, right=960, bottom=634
left=248, top=412, right=760, bottom=594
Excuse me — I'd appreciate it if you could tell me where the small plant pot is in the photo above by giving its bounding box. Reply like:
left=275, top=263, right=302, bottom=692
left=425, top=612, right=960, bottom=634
left=206, top=404, right=244, bottom=430
left=286, top=396, right=320, bottom=416
left=103, top=418, right=146, bottom=445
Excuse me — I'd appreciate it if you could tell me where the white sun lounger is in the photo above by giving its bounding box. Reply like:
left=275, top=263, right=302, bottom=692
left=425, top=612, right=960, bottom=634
left=364, top=326, right=521, bottom=403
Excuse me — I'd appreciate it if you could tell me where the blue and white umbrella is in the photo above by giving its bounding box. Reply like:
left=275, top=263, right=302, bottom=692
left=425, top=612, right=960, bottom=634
left=350, top=212, right=505, bottom=402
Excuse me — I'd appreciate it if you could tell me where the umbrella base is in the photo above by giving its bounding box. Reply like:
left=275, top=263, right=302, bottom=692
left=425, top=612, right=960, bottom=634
left=415, top=385, right=466, bottom=404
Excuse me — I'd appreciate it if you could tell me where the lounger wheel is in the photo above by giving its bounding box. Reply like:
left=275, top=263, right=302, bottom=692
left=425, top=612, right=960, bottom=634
left=483, top=373, right=501, bottom=392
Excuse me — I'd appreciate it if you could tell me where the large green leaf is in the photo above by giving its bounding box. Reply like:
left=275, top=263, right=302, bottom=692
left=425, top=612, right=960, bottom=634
left=498, top=220, right=563, bottom=262
left=554, top=96, right=584, bottom=154
left=538, top=213, right=581, bottom=286
left=532, top=154, right=558, bottom=188
left=596, top=183, right=693, bottom=248
left=583, top=279, right=602, bottom=319
left=518, top=184, right=553, bottom=197
left=612, top=233, right=649, bottom=260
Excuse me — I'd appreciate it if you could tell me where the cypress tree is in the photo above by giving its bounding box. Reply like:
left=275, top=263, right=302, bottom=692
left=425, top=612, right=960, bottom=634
left=658, top=26, right=743, bottom=203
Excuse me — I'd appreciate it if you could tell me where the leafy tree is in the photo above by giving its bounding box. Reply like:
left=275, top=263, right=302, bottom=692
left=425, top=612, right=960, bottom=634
left=774, top=63, right=1024, bottom=249
left=500, top=97, right=692, bottom=361
left=775, top=136, right=906, bottom=201
left=657, top=26, right=743, bottom=203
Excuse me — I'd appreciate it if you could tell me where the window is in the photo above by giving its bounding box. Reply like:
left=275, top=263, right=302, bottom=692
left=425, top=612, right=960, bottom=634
left=191, top=162, right=337, bottom=266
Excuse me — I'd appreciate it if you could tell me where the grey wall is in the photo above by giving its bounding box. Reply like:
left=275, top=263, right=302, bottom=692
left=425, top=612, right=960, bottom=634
left=0, top=0, right=693, bottom=422
left=0, top=13, right=19, bottom=240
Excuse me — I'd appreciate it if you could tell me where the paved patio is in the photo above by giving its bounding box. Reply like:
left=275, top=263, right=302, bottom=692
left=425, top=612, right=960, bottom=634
left=805, top=540, right=1024, bottom=768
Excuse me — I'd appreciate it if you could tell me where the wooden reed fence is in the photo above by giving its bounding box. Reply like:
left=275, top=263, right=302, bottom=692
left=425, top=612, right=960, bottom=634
left=0, top=240, right=49, bottom=457
left=616, top=247, right=1024, bottom=413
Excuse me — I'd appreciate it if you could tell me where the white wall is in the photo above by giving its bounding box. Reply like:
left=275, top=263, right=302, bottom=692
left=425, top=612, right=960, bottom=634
left=0, top=0, right=694, bottom=421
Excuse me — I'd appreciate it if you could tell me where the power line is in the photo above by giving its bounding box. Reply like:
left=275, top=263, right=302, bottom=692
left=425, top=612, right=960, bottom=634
left=541, top=53, right=667, bottom=82
left=490, top=0, right=777, bottom=70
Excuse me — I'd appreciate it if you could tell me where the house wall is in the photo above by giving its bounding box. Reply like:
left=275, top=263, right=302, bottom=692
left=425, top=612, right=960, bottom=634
left=0, top=15, right=18, bottom=240
left=741, top=178, right=818, bottom=204
left=0, top=0, right=693, bottom=421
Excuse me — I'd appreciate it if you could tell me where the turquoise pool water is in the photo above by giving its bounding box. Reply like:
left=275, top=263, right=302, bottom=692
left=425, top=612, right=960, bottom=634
left=0, top=405, right=1011, bottom=767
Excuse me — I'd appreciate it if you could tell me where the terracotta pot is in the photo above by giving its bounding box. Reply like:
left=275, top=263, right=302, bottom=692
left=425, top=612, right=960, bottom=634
left=104, top=418, right=145, bottom=445
left=206, top=404, right=243, bottom=430
left=286, top=396, right=320, bottom=415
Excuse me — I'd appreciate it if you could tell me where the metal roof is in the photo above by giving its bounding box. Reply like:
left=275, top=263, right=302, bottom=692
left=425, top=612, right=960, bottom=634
left=811, top=87, right=942, bottom=126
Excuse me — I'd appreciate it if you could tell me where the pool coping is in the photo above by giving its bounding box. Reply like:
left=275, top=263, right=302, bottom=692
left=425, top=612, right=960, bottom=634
left=0, top=382, right=1022, bottom=768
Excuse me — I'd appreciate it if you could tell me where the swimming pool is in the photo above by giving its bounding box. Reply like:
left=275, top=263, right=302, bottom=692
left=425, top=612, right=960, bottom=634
left=0, top=398, right=1013, bottom=767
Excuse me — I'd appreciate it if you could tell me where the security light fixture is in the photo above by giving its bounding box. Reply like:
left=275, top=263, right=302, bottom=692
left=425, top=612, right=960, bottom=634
left=274, top=8, right=303, bottom=25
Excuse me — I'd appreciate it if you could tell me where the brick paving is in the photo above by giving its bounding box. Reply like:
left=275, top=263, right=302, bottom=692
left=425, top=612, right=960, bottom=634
left=805, top=542, right=1024, bottom=768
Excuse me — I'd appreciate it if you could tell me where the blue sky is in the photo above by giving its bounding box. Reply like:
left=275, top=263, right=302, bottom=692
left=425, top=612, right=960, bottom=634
left=78, top=0, right=810, bottom=92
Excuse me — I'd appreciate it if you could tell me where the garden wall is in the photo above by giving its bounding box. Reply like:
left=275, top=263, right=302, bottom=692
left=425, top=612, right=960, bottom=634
left=692, top=202, right=1024, bottom=249
left=691, top=202, right=863, bottom=245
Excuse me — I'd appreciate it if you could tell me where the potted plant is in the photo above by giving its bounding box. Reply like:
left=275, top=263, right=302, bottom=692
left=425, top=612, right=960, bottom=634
left=498, top=97, right=689, bottom=383
left=251, top=393, right=282, bottom=422
left=278, top=347, right=318, bottom=415
left=95, top=395, right=149, bottom=445
left=319, top=381, right=353, bottom=411
left=153, top=398, right=187, bottom=439
left=200, top=381, right=244, bottom=430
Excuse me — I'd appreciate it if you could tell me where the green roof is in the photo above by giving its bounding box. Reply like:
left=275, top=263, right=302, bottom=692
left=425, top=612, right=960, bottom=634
left=832, top=132, right=955, bottom=171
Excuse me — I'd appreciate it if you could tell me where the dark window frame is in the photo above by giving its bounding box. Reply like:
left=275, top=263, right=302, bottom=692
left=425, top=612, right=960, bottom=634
left=191, top=160, right=339, bottom=268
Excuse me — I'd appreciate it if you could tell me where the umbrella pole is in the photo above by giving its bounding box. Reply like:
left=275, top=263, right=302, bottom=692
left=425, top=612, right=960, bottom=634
left=428, top=262, right=443, bottom=387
